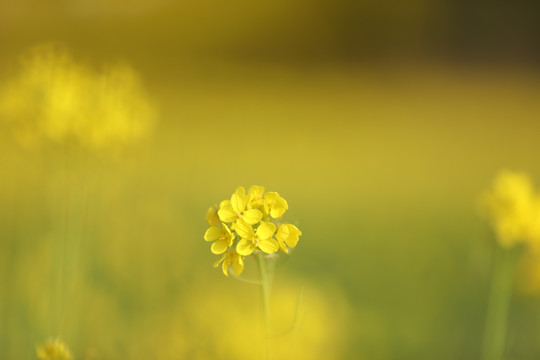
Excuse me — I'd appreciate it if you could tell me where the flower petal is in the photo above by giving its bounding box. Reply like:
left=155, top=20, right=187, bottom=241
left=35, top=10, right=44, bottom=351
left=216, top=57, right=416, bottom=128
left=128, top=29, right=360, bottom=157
left=223, top=224, right=235, bottom=246
left=247, top=185, right=265, bottom=208
left=222, top=258, right=231, bottom=276
left=256, top=221, right=276, bottom=240
left=204, top=227, right=222, bottom=242
left=231, top=186, right=246, bottom=213
left=236, top=186, right=246, bottom=197
left=231, top=254, right=244, bottom=276
left=206, top=207, right=220, bottom=227
left=276, top=224, right=290, bottom=243
left=236, top=239, right=256, bottom=256
left=218, top=207, right=237, bottom=223
left=264, top=192, right=279, bottom=202
left=248, top=185, right=265, bottom=198
left=235, top=220, right=254, bottom=239
left=270, top=204, right=287, bottom=218
left=243, top=209, right=262, bottom=225
left=285, top=224, right=302, bottom=248
left=258, top=238, right=279, bottom=254
left=278, top=239, right=289, bottom=253
left=211, top=239, right=229, bottom=254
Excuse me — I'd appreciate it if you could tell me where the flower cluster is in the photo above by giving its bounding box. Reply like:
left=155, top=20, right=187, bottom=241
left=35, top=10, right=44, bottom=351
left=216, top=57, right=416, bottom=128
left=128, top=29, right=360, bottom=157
left=481, top=171, right=540, bottom=249
left=204, top=186, right=302, bottom=276
left=0, top=44, right=156, bottom=150
left=36, top=338, right=72, bottom=360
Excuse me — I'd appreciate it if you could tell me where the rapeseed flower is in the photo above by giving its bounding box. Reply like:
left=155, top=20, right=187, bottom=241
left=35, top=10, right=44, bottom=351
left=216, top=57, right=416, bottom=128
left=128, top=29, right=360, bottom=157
left=0, top=44, right=156, bottom=150
left=276, top=224, right=302, bottom=253
left=264, top=192, right=288, bottom=218
left=214, top=250, right=244, bottom=276
left=204, top=185, right=301, bottom=275
left=481, top=171, right=540, bottom=248
left=236, top=221, right=279, bottom=255
left=218, top=186, right=263, bottom=226
left=247, top=185, right=266, bottom=209
left=204, top=223, right=235, bottom=254
left=36, top=338, right=72, bottom=360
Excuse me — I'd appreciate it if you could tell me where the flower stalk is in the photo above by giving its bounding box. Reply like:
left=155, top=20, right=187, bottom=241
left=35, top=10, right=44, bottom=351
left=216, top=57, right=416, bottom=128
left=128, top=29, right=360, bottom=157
left=204, top=185, right=302, bottom=359
left=479, top=171, right=540, bottom=360
left=481, top=246, right=519, bottom=360
left=258, top=252, right=274, bottom=360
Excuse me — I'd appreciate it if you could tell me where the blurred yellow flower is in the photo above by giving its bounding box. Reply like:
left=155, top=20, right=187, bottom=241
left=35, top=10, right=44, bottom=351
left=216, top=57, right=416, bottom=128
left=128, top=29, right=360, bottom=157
left=214, top=249, right=244, bottom=276
left=183, top=277, right=350, bottom=360
left=0, top=44, right=156, bottom=150
left=36, top=338, right=72, bottom=360
left=481, top=171, right=540, bottom=248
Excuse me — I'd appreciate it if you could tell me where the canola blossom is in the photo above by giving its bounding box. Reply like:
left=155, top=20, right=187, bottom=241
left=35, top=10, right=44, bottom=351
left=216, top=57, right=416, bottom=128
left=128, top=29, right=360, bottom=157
left=0, top=44, right=156, bottom=150
left=481, top=171, right=540, bottom=249
left=36, top=338, right=72, bottom=360
left=205, top=186, right=302, bottom=276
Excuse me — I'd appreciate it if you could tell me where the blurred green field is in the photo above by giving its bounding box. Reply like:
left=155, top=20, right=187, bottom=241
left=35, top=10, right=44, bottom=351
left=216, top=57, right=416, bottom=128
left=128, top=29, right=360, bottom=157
left=2, top=52, right=540, bottom=359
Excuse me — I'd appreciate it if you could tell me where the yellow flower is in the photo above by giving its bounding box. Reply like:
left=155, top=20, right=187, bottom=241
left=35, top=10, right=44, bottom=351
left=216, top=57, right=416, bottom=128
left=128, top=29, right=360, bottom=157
left=205, top=207, right=220, bottom=227
left=0, top=44, right=156, bottom=150
left=264, top=192, right=288, bottom=218
left=482, top=171, right=540, bottom=248
left=276, top=224, right=302, bottom=253
left=526, top=201, right=540, bottom=249
left=205, top=185, right=301, bottom=275
left=247, top=185, right=265, bottom=209
left=214, top=250, right=244, bottom=276
left=218, top=186, right=262, bottom=225
left=204, top=224, right=235, bottom=254
left=236, top=221, right=279, bottom=255
left=36, top=338, right=72, bottom=360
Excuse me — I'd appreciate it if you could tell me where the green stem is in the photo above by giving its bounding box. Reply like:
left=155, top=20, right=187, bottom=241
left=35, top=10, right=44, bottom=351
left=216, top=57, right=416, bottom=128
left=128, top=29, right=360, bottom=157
left=232, top=274, right=262, bottom=285
left=481, top=245, right=519, bottom=360
left=257, top=252, right=273, bottom=360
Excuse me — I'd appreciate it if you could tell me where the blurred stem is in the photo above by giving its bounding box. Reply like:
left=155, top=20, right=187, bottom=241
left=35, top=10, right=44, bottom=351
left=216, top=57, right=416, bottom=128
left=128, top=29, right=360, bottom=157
left=481, top=245, right=519, bottom=360
left=257, top=252, right=273, bottom=360
left=232, top=274, right=262, bottom=285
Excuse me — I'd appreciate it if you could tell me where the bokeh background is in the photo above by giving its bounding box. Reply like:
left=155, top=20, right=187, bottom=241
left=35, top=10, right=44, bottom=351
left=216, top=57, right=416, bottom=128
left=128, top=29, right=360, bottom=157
left=1, top=1, right=540, bottom=359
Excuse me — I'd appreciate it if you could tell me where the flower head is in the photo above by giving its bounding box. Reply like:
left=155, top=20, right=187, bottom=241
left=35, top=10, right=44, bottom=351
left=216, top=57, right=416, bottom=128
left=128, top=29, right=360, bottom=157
left=481, top=171, right=540, bottom=248
left=36, top=338, right=72, bottom=360
left=204, top=185, right=302, bottom=275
